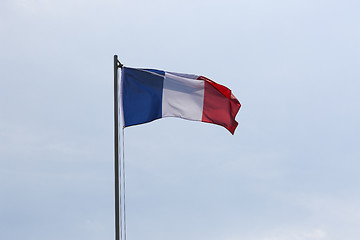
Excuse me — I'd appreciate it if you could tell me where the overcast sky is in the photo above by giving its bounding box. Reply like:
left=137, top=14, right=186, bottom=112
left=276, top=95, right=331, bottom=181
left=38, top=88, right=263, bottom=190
left=1, top=0, right=360, bottom=240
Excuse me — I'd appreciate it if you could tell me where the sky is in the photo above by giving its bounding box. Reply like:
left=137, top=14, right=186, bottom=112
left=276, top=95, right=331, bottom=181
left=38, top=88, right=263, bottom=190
left=1, top=0, right=360, bottom=240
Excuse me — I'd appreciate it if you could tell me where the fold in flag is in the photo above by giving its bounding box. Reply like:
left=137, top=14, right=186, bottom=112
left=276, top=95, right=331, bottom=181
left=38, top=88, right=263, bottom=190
left=121, top=67, right=241, bottom=134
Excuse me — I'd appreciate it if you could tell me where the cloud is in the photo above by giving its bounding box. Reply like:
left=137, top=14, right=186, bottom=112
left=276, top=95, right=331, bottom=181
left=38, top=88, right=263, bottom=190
left=263, top=229, right=327, bottom=240
left=225, top=228, right=327, bottom=240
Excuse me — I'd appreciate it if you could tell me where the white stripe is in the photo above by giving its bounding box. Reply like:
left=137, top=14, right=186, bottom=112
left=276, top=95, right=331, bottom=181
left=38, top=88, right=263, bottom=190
left=166, top=72, right=199, bottom=80
left=162, top=72, right=204, bottom=121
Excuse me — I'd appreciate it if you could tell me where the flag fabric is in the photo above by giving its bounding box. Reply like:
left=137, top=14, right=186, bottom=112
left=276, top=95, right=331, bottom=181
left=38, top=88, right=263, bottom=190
left=121, top=67, right=241, bottom=134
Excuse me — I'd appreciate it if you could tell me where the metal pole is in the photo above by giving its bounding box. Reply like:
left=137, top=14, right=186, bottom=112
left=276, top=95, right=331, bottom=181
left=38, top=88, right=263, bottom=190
left=114, top=55, right=120, bottom=240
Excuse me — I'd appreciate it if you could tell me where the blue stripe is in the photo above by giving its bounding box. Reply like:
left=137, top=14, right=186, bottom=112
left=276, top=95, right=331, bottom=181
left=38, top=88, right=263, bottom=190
left=122, top=67, right=165, bottom=127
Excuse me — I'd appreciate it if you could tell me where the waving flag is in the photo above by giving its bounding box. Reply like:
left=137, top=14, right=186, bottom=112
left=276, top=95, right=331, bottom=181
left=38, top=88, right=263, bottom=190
left=121, top=67, right=241, bottom=134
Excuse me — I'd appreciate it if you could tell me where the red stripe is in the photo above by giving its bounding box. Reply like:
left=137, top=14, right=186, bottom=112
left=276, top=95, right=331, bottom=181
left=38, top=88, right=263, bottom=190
left=198, top=76, right=241, bottom=134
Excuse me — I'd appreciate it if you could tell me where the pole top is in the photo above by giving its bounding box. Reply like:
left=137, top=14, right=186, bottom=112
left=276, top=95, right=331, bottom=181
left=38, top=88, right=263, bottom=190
left=114, top=55, right=123, bottom=69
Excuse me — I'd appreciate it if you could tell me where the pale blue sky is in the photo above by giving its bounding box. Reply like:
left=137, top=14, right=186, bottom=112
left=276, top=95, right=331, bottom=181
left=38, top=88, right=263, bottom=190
left=1, top=0, right=360, bottom=240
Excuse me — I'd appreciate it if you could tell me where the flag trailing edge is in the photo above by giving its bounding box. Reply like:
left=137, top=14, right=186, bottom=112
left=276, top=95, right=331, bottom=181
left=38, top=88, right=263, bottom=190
left=121, top=67, right=241, bottom=134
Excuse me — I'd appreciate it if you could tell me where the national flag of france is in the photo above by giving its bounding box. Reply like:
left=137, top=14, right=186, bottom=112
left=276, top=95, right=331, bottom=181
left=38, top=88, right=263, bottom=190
left=121, top=67, right=241, bottom=134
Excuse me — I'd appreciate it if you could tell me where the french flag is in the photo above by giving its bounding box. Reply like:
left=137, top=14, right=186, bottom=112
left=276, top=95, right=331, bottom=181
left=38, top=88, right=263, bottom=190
left=121, top=67, right=241, bottom=134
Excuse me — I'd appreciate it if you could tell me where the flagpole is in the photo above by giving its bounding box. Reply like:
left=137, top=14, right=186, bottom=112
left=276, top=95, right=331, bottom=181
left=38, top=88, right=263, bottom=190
left=114, top=55, right=120, bottom=240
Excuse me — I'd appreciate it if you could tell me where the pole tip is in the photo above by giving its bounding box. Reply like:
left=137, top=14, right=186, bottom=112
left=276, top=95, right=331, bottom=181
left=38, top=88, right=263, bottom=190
left=114, top=55, right=123, bottom=69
